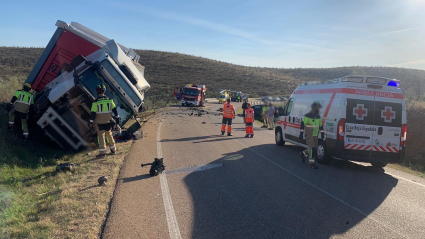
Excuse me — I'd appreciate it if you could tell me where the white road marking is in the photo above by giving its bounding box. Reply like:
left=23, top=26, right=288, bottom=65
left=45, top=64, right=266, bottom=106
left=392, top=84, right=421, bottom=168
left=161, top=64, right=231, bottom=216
left=378, top=171, right=425, bottom=188
left=253, top=120, right=425, bottom=188
left=207, top=116, right=406, bottom=237
left=233, top=139, right=407, bottom=238
left=157, top=119, right=182, bottom=239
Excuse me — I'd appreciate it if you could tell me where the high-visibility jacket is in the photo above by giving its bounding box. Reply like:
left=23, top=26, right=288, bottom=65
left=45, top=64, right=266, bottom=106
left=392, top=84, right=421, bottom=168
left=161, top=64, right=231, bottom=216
left=91, top=96, right=117, bottom=124
left=12, top=90, right=34, bottom=113
left=262, top=106, right=269, bottom=115
left=245, top=108, right=254, bottom=123
left=222, top=103, right=235, bottom=118
left=301, top=112, right=323, bottom=137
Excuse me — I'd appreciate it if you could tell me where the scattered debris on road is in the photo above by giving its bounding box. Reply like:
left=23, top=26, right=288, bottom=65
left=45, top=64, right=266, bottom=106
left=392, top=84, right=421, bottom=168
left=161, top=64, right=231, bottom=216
left=98, top=176, right=108, bottom=186
left=56, top=163, right=75, bottom=172
left=141, top=158, right=166, bottom=176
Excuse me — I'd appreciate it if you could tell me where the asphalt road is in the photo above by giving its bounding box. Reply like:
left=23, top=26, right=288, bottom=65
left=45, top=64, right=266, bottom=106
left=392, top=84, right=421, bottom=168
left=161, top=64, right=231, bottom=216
left=102, top=101, right=425, bottom=239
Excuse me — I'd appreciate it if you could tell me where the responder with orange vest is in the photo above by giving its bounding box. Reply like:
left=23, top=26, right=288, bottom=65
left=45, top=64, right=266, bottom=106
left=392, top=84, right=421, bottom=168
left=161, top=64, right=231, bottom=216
left=244, top=103, right=254, bottom=138
left=90, top=84, right=120, bottom=158
left=221, top=98, right=236, bottom=136
left=299, top=102, right=324, bottom=169
left=7, top=83, right=34, bottom=138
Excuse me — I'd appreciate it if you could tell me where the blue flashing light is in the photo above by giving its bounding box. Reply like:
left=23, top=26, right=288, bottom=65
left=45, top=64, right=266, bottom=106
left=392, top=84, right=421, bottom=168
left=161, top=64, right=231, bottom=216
left=387, top=81, right=400, bottom=87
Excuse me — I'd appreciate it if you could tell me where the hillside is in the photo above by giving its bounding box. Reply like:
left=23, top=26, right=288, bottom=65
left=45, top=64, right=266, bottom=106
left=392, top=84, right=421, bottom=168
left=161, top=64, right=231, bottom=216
left=0, top=46, right=425, bottom=171
left=1, top=47, right=425, bottom=104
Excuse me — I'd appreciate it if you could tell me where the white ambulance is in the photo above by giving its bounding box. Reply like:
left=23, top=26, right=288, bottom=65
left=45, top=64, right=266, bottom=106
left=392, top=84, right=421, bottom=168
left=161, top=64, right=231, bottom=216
left=275, top=75, right=407, bottom=167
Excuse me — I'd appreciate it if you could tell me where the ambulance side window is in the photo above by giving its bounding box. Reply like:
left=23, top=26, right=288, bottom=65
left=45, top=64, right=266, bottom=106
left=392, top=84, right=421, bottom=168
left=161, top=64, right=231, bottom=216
left=283, top=98, right=294, bottom=116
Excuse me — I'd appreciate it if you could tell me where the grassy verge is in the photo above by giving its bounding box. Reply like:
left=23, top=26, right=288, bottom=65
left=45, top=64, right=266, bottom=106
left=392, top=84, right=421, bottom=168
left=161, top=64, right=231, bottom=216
left=0, top=74, right=154, bottom=238
left=0, top=118, right=134, bottom=238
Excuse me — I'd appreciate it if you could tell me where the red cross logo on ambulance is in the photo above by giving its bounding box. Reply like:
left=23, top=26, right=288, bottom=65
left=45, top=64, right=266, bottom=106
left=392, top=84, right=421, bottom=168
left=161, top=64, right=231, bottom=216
left=381, top=106, right=396, bottom=123
left=353, top=104, right=368, bottom=120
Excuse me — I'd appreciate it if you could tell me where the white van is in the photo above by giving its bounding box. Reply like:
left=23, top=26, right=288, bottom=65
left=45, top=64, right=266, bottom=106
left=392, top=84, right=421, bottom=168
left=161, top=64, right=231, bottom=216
left=275, top=75, right=407, bottom=167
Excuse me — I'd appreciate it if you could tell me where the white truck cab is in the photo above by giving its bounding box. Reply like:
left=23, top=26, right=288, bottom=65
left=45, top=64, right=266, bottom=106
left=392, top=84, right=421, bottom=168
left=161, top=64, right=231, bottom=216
left=275, top=75, right=407, bottom=167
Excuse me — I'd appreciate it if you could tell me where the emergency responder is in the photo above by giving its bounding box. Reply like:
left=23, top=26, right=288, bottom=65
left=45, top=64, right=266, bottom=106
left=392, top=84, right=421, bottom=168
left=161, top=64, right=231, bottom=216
left=241, top=100, right=248, bottom=123
left=261, top=103, right=269, bottom=128
left=221, top=98, right=236, bottom=136
left=267, top=103, right=276, bottom=130
left=299, top=102, right=324, bottom=169
left=244, top=103, right=254, bottom=138
left=7, top=83, right=34, bottom=138
left=90, top=84, right=120, bottom=158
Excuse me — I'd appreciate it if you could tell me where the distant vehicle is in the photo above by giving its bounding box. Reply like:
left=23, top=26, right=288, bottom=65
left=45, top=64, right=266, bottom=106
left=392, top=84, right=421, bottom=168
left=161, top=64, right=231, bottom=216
left=272, top=97, right=280, bottom=102
left=262, top=96, right=272, bottom=102
left=175, top=84, right=206, bottom=106
left=230, top=91, right=243, bottom=102
left=252, top=105, right=263, bottom=118
left=217, top=90, right=230, bottom=103
left=275, top=75, right=407, bottom=168
left=280, top=97, right=287, bottom=101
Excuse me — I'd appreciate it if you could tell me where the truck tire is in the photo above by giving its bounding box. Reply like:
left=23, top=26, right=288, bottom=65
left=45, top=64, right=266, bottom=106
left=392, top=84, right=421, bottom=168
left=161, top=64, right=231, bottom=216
left=316, top=140, right=331, bottom=164
left=182, top=103, right=185, bottom=106
left=275, top=128, right=285, bottom=146
left=371, top=162, right=388, bottom=168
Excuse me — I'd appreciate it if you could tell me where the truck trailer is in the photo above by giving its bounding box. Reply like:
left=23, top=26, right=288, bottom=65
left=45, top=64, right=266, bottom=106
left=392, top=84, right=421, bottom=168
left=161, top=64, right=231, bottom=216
left=25, top=20, right=150, bottom=150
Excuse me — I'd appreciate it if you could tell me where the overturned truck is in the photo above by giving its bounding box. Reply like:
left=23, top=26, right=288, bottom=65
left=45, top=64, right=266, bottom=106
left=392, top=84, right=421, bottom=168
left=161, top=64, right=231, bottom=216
left=25, top=20, right=150, bottom=150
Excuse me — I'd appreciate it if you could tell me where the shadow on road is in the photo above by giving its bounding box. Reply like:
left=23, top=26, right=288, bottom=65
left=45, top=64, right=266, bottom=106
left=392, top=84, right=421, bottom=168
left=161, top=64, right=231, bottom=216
left=120, top=174, right=151, bottom=183
left=161, top=135, right=223, bottom=142
left=183, top=144, right=398, bottom=238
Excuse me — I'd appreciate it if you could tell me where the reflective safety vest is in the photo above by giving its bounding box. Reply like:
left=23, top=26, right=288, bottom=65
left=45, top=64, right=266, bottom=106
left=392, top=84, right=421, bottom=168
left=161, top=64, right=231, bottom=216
left=302, top=115, right=323, bottom=137
left=262, top=106, right=269, bottom=115
left=91, top=97, right=116, bottom=124
left=245, top=108, right=254, bottom=123
left=13, top=90, right=34, bottom=113
left=222, top=103, right=235, bottom=118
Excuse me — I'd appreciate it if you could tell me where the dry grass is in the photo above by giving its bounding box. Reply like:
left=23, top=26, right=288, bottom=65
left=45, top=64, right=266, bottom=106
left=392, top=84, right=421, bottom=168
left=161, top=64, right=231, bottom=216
left=0, top=68, right=146, bottom=238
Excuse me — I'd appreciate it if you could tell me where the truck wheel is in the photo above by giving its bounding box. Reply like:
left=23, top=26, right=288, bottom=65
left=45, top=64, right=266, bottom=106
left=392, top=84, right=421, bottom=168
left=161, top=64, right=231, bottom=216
left=182, top=103, right=185, bottom=106
left=371, top=162, right=388, bottom=168
left=275, top=128, right=285, bottom=146
left=316, top=140, right=331, bottom=164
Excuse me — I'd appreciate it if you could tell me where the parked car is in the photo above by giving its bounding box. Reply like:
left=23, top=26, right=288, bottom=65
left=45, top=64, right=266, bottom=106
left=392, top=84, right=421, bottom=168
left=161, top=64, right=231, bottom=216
left=252, top=105, right=263, bottom=118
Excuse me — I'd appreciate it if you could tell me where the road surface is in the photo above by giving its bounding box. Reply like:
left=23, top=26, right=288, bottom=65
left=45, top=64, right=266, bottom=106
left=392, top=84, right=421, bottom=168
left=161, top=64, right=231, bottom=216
left=102, top=101, right=425, bottom=239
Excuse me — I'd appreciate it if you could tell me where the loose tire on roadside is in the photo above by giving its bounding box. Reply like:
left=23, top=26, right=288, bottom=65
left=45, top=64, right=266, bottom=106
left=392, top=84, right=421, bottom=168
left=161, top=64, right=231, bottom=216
left=275, top=128, right=285, bottom=146
left=316, top=140, right=331, bottom=164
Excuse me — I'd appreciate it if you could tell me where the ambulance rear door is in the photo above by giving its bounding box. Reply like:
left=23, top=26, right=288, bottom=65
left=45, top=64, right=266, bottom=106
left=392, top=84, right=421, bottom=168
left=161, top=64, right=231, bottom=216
left=371, top=83, right=403, bottom=155
left=344, top=80, right=376, bottom=156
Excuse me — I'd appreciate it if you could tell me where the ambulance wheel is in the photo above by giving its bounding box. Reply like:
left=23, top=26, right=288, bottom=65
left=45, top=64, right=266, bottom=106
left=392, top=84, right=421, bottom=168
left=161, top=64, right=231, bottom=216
left=371, top=162, right=387, bottom=168
left=316, top=140, right=331, bottom=164
left=275, top=128, right=285, bottom=146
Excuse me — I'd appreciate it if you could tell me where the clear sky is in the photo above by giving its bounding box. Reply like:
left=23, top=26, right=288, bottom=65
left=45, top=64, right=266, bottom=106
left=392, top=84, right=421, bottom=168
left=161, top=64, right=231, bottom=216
left=1, top=0, right=425, bottom=69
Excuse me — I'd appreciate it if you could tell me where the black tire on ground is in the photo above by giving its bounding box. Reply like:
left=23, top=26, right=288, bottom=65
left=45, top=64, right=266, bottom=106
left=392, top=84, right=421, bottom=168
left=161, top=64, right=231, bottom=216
left=316, top=140, right=331, bottom=164
left=371, top=162, right=388, bottom=168
left=275, top=128, right=285, bottom=146
left=182, top=103, right=185, bottom=106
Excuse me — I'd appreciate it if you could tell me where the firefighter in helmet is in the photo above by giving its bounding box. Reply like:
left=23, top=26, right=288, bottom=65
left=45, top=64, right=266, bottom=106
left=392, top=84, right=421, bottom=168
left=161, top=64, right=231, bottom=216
left=221, top=98, right=236, bottom=136
left=299, top=102, right=324, bottom=169
left=90, top=84, right=119, bottom=157
left=7, top=83, right=34, bottom=138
